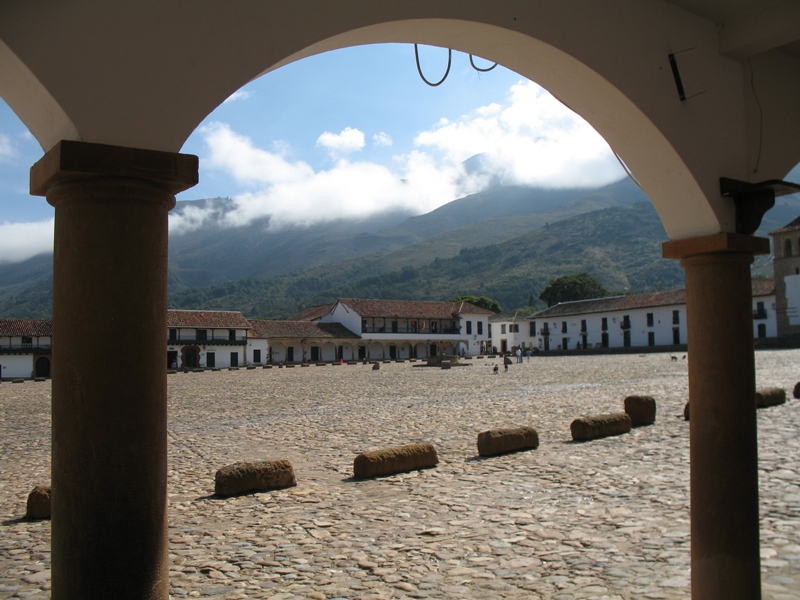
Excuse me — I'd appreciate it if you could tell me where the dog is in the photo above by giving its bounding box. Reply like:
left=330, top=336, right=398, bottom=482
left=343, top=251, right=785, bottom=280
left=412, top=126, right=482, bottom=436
left=493, top=364, right=499, bottom=375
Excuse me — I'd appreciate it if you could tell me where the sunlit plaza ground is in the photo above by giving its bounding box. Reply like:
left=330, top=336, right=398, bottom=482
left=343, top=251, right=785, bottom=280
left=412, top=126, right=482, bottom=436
left=2, top=351, right=800, bottom=599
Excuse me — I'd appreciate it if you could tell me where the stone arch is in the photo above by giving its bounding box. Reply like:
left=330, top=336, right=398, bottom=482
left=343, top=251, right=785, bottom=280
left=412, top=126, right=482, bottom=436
left=34, top=356, right=51, bottom=378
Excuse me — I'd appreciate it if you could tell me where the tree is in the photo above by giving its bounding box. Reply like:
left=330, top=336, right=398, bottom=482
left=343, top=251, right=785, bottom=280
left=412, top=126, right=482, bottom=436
left=539, top=273, right=608, bottom=307
left=448, top=295, right=502, bottom=313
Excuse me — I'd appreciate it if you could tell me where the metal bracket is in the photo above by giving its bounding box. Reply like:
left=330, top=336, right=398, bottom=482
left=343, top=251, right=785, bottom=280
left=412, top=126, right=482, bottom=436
left=720, top=177, right=800, bottom=235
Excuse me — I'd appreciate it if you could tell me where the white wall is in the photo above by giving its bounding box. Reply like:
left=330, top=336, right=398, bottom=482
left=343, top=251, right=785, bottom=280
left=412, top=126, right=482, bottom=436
left=0, top=354, right=34, bottom=379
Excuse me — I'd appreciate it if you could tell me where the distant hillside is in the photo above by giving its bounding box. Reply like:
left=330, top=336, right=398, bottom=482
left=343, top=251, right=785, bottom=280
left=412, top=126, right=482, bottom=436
left=168, top=202, right=686, bottom=317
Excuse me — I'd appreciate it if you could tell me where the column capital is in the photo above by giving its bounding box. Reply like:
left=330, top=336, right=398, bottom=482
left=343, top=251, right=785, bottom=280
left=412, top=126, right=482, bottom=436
left=662, top=232, right=770, bottom=260
left=30, top=140, right=198, bottom=197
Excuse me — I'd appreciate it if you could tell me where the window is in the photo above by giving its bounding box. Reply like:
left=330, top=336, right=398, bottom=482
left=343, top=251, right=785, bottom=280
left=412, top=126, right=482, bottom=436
left=602, top=317, right=608, bottom=331
left=501, top=324, right=507, bottom=334
left=673, top=328, right=681, bottom=345
left=621, top=315, right=631, bottom=329
left=561, top=321, right=568, bottom=333
left=786, top=239, right=793, bottom=257
left=197, top=329, right=207, bottom=341
left=253, top=349, right=261, bottom=363
left=21, top=336, right=32, bottom=348
left=230, top=352, right=238, bottom=367
left=673, top=310, right=680, bottom=325
left=169, top=328, right=177, bottom=341
left=362, top=319, right=367, bottom=333
left=512, top=324, right=520, bottom=333
left=206, top=352, right=215, bottom=368
left=487, top=324, right=492, bottom=337
left=581, top=320, right=587, bottom=333
left=466, top=321, right=472, bottom=335
left=228, top=329, right=236, bottom=341
left=648, top=331, right=655, bottom=346
left=646, top=313, right=654, bottom=327
left=530, top=321, right=536, bottom=336
left=477, top=321, right=483, bottom=335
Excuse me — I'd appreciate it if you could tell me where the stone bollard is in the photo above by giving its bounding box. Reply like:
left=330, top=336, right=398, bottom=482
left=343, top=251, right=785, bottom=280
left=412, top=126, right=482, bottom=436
left=214, top=460, right=297, bottom=498
left=756, top=387, right=786, bottom=408
left=684, top=401, right=690, bottom=421
left=441, top=360, right=451, bottom=370
left=570, top=413, right=632, bottom=441
left=794, top=382, right=800, bottom=399
left=26, top=485, right=51, bottom=520
left=477, top=426, right=539, bottom=457
left=372, top=362, right=380, bottom=371
left=623, top=395, right=657, bottom=427
left=12, top=378, right=24, bottom=383
left=353, top=443, right=438, bottom=479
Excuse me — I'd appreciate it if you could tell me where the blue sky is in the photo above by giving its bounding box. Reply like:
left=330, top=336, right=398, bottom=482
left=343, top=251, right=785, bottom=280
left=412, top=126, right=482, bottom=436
left=0, top=43, right=631, bottom=263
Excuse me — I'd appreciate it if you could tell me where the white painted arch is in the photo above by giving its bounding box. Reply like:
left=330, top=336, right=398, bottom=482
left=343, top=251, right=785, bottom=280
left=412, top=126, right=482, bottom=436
left=2, top=1, right=800, bottom=240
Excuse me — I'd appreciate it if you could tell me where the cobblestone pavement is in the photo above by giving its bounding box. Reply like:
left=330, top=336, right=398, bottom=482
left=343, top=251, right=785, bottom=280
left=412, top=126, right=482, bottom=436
left=2, top=351, right=800, bottom=599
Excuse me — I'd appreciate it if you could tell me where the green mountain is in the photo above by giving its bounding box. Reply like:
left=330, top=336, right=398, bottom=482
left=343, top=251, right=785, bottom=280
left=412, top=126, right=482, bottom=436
left=167, top=202, right=685, bottom=317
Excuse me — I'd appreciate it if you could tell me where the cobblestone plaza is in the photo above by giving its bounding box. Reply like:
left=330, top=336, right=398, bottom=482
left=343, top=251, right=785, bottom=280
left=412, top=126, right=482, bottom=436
left=2, top=351, right=800, bottom=599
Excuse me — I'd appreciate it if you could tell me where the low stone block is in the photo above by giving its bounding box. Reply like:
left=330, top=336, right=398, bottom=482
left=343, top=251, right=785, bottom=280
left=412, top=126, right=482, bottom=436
left=12, top=378, right=24, bottom=383
left=214, top=460, right=296, bottom=497
left=756, top=387, right=786, bottom=408
left=26, top=485, right=51, bottom=520
left=623, top=395, right=657, bottom=427
left=372, top=362, right=380, bottom=370
left=441, top=360, right=451, bottom=370
left=794, top=382, right=800, bottom=399
left=353, top=443, right=438, bottom=479
left=570, top=413, right=631, bottom=442
left=477, top=426, right=539, bottom=457
left=34, top=377, right=46, bottom=382
left=684, top=401, right=690, bottom=421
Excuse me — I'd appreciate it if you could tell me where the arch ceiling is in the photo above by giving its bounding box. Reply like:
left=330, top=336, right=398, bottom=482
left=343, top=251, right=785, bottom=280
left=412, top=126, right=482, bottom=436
left=1, top=0, right=799, bottom=240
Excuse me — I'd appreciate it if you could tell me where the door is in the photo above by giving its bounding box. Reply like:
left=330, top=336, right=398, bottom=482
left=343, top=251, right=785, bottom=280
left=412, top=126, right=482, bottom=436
left=253, top=349, right=261, bottom=363
left=310, top=346, right=319, bottom=361
left=167, top=350, right=178, bottom=369
left=206, top=352, right=215, bottom=368
left=184, top=348, right=197, bottom=369
left=35, top=357, right=51, bottom=378
left=758, top=323, right=766, bottom=339
left=389, top=345, right=397, bottom=359
left=358, top=346, right=366, bottom=360
left=230, top=352, right=238, bottom=367
left=287, top=346, right=295, bottom=362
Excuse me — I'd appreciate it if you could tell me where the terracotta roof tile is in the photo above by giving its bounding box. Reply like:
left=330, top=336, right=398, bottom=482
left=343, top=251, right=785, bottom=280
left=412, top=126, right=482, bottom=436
left=335, top=298, right=494, bottom=319
left=247, top=319, right=359, bottom=339
left=531, top=280, right=774, bottom=319
left=489, top=310, right=533, bottom=323
left=291, top=303, right=335, bottom=321
left=0, top=319, right=53, bottom=337
left=770, top=216, right=800, bottom=234
left=167, top=310, right=250, bottom=329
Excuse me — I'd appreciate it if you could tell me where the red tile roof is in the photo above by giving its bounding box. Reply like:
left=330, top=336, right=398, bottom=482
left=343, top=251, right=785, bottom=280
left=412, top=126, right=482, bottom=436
left=291, top=303, right=335, bottom=321
left=533, top=280, right=774, bottom=319
left=335, top=298, right=494, bottom=319
left=167, top=310, right=250, bottom=329
left=489, top=310, right=533, bottom=323
left=0, top=319, right=53, bottom=337
left=771, top=216, right=800, bottom=234
left=247, top=319, right=358, bottom=339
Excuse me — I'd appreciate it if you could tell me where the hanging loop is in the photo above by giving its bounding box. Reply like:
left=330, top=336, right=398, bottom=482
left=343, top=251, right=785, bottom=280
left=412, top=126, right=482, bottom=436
left=414, top=44, right=452, bottom=87
left=469, top=54, right=497, bottom=72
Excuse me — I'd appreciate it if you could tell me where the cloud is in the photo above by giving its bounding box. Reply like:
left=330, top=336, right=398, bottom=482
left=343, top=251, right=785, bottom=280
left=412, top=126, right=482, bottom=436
left=316, top=127, right=365, bottom=155
left=186, top=82, right=623, bottom=232
left=223, top=89, right=251, bottom=103
left=0, top=219, right=54, bottom=263
left=373, top=132, right=393, bottom=147
left=0, top=133, right=16, bottom=162
left=414, top=81, right=623, bottom=188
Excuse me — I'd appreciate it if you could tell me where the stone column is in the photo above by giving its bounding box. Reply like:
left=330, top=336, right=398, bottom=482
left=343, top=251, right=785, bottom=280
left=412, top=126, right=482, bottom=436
left=663, top=232, right=769, bottom=600
left=31, top=141, right=197, bottom=600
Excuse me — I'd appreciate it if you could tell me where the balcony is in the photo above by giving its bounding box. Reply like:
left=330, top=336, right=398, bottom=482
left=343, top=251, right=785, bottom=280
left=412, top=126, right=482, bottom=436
left=753, top=309, right=768, bottom=320
left=166, top=337, right=247, bottom=346
left=361, top=326, right=460, bottom=335
left=0, top=344, right=52, bottom=354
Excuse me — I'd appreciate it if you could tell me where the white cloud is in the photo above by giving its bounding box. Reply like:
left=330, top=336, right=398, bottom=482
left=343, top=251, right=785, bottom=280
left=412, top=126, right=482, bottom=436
left=188, top=82, right=623, bottom=232
left=0, top=133, right=16, bottom=162
left=223, top=89, right=251, bottom=103
left=414, top=81, right=623, bottom=188
left=0, top=219, right=54, bottom=263
left=373, top=132, right=393, bottom=147
left=316, top=127, right=365, bottom=154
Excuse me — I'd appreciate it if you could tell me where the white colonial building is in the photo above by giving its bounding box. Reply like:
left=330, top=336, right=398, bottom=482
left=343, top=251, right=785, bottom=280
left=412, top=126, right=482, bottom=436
left=488, top=310, right=535, bottom=354
left=293, top=298, right=493, bottom=360
left=247, top=319, right=360, bottom=363
left=530, top=279, right=777, bottom=351
left=167, top=310, right=250, bottom=369
left=0, top=319, right=53, bottom=379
